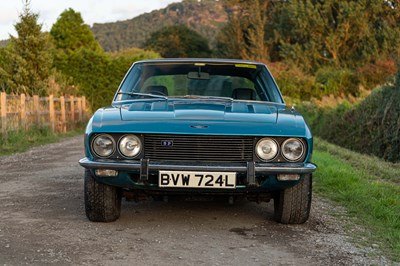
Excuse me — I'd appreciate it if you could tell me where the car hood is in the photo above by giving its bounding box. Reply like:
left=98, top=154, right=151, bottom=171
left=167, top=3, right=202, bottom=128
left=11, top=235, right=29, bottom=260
left=121, top=100, right=278, bottom=123
left=89, top=100, right=310, bottom=137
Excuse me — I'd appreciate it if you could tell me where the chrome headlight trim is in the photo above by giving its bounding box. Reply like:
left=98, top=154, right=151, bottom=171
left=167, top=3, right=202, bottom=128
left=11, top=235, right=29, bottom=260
left=118, top=134, right=142, bottom=158
left=281, top=138, right=305, bottom=162
left=255, top=138, right=279, bottom=161
left=91, top=134, right=116, bottom=158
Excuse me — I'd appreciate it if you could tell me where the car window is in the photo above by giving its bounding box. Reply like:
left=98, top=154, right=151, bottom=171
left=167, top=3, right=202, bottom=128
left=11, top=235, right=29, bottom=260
left=115, top=62, right=283, bottom=103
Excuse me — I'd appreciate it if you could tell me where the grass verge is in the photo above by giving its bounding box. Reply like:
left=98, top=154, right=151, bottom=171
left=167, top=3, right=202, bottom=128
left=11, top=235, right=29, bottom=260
left=313, top=138, right=400, bottom=262
left=0, top=125, right=84, bottom=156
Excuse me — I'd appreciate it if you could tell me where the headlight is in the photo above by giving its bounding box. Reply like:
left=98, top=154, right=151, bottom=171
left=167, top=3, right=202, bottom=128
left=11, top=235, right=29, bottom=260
left=92, top=134, right=115, bottom=158
left=282, top=138, right=305, bottom=162
left=256, top=138, right=278, bottom=161
left=118, top=135, right=142, bottom=158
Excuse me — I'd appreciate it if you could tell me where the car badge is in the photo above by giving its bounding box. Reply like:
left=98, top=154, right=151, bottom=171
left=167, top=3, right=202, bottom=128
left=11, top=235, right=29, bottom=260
left=161, top=140, right=173, bottom=147
left=190, top=125, right=209, bottom=129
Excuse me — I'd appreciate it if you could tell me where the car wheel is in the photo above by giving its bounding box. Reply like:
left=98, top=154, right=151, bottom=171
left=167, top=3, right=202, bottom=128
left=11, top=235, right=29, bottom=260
left=84, top=169, right=122, bottom=222
left=273, top=174, right=312, bottom=224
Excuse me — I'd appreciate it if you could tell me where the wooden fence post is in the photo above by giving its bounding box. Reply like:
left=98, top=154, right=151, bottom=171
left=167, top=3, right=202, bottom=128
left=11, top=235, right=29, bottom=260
left=33, top=95, right=40, bottom=124
left=82, top=96, right=87, bottom=119
left=70, top=96, right=75, bottom=125
left=49, top=95, right=55, bottom=132
left=77, top=97, right=82, bottom=122
left=60, top=96, right=66, bottom=133
left=1, top=92, right=6, bottom=134
left=20, top=94, right=26, bottom=129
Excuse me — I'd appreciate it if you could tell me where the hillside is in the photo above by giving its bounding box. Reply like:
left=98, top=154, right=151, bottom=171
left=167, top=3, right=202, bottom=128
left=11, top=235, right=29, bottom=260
left=91, top=0, right=227, bottom=52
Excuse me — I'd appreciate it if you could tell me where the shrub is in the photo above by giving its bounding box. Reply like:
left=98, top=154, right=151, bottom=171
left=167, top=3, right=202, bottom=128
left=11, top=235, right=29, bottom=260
left=301, top=67, right=400, bottom=162
left=315, top=67, right=359, bottom=96
left=357, top=59, right=397, bottom=90
left=267, top=61, right=321, bottom=100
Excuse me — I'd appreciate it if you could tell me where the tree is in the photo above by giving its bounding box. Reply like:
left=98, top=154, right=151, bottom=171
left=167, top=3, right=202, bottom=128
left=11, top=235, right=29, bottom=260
left=5, top=1, right=53, bottom=95
left=268, top=0, right=400, bottom=72
left=50, top=9, right=161, bottom=110
left=0, top=46, right=14, bottom=92
left=143, top=25, right=212, bottom=58
left=50, top=8, right=101, bottom=53
left=51, top=8, right=107, bottom=109
left=215, top=0, right=270, bottom=60
left=109, top=47, right=161, bottom=79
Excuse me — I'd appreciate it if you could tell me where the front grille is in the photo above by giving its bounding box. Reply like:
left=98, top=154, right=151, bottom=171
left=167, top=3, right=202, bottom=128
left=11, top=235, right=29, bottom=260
left=144, top=134, right=254, bottom=162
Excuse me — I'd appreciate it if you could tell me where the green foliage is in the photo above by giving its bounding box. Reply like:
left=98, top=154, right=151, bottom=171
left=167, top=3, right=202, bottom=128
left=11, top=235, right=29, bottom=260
left=143, top=24, right=212, bottom=58
left=314, top=138, right=400, bottom=261
left=0, top=46, right=14, bottom=92
left=267, top=61, right=319, bottom=100
left=315, top=67, right=359, bottom=96
left=268, top=0, right=400, bottom=71
left=109, top=47, right=160, bottom=61
left=89, top=0, right=400, bottom=100
left=51, top=9, right=111, bottom=110
left=218, top=0, right=399, bottom=98
left=50, top=8, right=101, bottom=53
left=299, top=101, right=351, bottom=141
left=56, top=47, right=160, bottom=111
left=300, top=67, right=400, bottom=162
left=50, top=9, right=160, bottom=110
left=0, top=2, right=53, bottom=95
left=215, top=0, right=269, bottom=60
left=109, top=47, right=161, bottom=88
left=0, top=125, right=84, bottom=156
left=0, top=126, right=55, bottom=155
left=55, top=48, right=115, bottom=110
left=356, top=59, right=397, bottom=90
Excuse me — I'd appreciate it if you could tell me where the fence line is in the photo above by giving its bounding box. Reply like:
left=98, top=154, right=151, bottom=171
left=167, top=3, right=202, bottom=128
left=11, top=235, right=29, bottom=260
left=0, top=92, right=88, bottom=134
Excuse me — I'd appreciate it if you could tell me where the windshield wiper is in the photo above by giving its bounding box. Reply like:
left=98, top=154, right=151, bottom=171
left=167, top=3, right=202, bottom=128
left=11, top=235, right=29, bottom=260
left=116, top=92, right=168, bottom=100
left=172, top=95, right=233, bottom=101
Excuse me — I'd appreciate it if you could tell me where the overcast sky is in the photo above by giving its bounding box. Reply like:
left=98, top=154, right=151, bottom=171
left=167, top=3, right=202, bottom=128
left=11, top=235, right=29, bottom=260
left=0, top=0, right=179, bottom=40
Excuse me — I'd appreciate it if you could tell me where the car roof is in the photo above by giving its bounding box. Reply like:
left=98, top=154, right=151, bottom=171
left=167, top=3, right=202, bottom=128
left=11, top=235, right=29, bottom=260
left=134, top=58, right=265, bottom=66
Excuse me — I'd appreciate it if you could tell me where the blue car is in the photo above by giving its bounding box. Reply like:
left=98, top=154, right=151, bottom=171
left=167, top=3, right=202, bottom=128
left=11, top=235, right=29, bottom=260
left=79, top=59, right=316, bottom=223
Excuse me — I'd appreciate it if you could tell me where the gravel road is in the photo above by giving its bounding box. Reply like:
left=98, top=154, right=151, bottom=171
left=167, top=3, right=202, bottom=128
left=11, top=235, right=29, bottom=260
left=0, top=136, right=392, bottom=265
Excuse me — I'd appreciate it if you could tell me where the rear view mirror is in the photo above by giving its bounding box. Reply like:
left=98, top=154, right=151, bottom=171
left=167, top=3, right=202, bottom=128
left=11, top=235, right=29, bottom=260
left=187, top=71, right=210, bottom=80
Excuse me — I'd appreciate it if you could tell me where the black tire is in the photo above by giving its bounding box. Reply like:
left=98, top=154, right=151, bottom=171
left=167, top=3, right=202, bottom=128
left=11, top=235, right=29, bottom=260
left=84, top=169, right=122, bottom=222
left=273, top=174, right=312, bottom=224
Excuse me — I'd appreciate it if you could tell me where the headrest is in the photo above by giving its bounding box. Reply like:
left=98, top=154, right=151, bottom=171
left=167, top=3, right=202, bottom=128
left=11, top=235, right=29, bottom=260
left=231, top=88, right=256, bottom=100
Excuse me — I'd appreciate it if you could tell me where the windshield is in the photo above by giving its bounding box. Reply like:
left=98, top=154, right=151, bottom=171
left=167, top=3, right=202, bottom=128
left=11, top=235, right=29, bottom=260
left=114, top=62, right=284, bottom=103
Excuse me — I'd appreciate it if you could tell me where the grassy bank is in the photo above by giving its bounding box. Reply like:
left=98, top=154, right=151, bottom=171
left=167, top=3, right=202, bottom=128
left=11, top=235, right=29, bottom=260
left=0, top=126, right=84, bottom=156
left=313, top=138, right=400, bottom=261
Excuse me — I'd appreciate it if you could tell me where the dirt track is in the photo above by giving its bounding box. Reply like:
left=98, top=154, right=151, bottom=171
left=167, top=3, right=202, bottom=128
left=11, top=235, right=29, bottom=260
left=0, top=136, right=392, bottom=265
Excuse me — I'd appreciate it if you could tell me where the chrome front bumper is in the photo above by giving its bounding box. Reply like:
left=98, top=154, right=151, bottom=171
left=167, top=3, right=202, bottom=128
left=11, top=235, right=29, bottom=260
left=79, top=157, right=317, bottom=184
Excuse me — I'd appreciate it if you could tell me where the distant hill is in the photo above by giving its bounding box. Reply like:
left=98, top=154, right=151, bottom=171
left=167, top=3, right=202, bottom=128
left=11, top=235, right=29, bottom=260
left=91, top=0, right=227, bottom=52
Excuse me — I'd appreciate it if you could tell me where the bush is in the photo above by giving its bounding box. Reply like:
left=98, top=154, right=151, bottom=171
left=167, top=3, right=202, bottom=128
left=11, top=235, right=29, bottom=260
left=357, top=59, right=397, bottom=90
left=267, top=61, right=321, bottom=100
left=301, top=68, right=400, bottom=162
left=315, top=67, right=359, bottom=96
left=298, top=101, right=352, bottom=141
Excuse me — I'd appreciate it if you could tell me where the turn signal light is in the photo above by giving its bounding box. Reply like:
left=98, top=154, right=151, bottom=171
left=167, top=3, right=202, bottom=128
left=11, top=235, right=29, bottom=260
left=277, top=174, right=300, bottom=181
left=95, top=169, right=118, bottom=177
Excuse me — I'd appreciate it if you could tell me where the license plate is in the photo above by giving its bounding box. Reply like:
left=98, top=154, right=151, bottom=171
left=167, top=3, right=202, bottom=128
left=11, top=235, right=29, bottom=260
left=159, top=171, right=236, bottom=189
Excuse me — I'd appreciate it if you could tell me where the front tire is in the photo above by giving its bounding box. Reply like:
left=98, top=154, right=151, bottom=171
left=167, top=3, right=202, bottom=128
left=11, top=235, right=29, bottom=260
left=84, top=169, right=122, bottom=222
left=273, top=174, right=312, bottom=224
